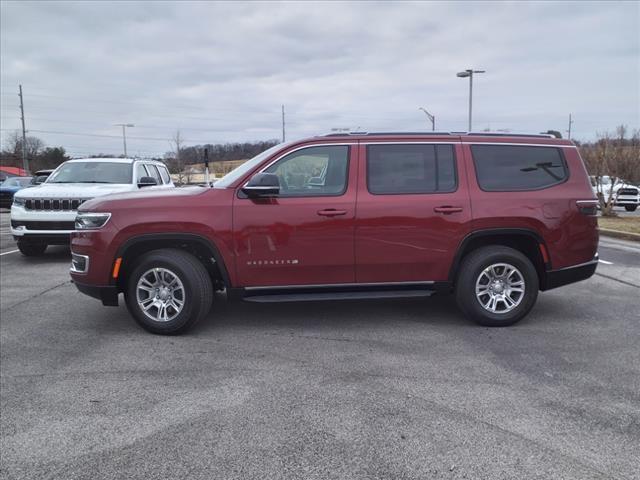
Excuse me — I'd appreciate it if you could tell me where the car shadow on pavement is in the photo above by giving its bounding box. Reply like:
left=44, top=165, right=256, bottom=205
left=190, top=292, right=471, bottom=335
left=10, top=245, right=71, bottom=264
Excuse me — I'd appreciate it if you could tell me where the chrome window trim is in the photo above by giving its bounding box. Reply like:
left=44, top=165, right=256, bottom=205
left=255, top=142, right=356, bottom=175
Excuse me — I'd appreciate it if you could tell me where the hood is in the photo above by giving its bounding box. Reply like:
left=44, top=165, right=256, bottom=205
left=14, top=183, right=135, bottom=199
left=79, top=186, right=206, bottom=211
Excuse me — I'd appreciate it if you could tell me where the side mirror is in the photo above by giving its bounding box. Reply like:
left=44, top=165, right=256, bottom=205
left=242, top=172, right=280, bottom=197
left=138, top=176, right=158, bottom=188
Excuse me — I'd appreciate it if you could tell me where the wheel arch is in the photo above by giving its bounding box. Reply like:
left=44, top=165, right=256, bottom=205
left=449, top=229, right=550, bottom=289
left=113, top=233, right=231, bottom=291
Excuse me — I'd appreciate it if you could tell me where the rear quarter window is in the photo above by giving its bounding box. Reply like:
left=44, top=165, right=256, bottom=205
left=158, top=165, right=171, bottom=184
left=471, top=145, right=568, bottom=191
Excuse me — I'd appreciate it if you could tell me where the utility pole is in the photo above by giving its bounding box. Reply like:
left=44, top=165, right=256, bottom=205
left=281, top=105, right=286, bottom=142
left=18, top=85, right=29, bottom=173
left=456, top=69, right=485, bottom=131
left=418, top=107, right=435, bottom=131
left=567, top=114, right=573, bottom=140
left=114, top=123, right=134, bottom=157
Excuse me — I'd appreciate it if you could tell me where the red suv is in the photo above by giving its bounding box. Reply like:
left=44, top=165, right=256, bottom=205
left=70, top=132, right=599, bottom=334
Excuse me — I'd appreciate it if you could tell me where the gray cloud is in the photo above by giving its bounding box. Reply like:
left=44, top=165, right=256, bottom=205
left=1, top=0, right=638, bottom=158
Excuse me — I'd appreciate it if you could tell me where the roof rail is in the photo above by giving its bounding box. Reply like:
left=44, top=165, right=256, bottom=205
left=465, top=132, right=556, bottom=139
left=322, top=131, right=555, bottom=139
left=323, top=131, right=455, bottom=137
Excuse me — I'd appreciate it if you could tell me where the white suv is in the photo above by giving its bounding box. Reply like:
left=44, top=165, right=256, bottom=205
left=591, top=176, right=640, bottom=212
left=11, top=158, right=174, bottom=256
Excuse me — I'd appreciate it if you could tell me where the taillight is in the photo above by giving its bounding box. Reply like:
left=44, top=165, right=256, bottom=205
left=576, top=200, right=598, bottom=216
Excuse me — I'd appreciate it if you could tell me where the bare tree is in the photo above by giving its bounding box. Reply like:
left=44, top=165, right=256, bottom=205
left=581, top=125, right=640, bottom=216
left=1, top=131, right=45, bottom=168
left=166, top=130, right=191, bottom=185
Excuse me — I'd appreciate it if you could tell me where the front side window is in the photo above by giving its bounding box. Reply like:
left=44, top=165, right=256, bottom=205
left=367, top=144, right=457, bottom=194
left=471, top=145, right=567, bottom=191
left=264, top=145, right=349, bottom=197
left=135, top=163, right=148, bottom=183
left=48, top=162, right=133, bottom=184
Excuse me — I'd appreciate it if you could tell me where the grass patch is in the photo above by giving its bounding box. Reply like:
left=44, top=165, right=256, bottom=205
left=598, top=216, right=640, bottom=235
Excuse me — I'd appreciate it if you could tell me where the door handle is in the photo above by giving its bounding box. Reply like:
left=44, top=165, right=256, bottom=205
left=434, top=206, right=463, bottom=214
left=317, top=209, right=347, bottom=217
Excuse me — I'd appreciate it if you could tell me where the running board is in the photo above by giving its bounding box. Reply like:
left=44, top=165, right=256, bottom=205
left=243, top=289, right=434, bottom=303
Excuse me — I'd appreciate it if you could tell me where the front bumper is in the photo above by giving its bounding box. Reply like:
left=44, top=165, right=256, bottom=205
left=614, top=198, right=639, bottom=206
left=541, top=254, right=598, bottom=291
left=11, top=205, right=76, bottom=242
left=73, top=281, right=120, bottom=306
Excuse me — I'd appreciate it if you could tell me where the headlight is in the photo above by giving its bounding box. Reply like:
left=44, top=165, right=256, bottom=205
left=75, top=212, right=111, bottom=230
left=13, top=197, right=26, bottom=207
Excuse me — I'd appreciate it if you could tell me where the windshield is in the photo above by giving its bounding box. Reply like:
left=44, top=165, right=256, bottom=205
left=1, top=177, right=31, bottom=187
left=214, top=142, right=292, bottom=188
left=47, top=162, right=132, bottom=184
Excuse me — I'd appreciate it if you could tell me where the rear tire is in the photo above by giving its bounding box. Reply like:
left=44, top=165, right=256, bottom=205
left=125, top=248, right=213, bottom=335
left=455, top=246, right=538, bottom=327
left=17, top=241, right=47, bottom=257
left=624, top=205, right=637, bottom=212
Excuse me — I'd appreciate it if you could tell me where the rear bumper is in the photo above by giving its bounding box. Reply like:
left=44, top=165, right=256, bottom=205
left=541, top=254, right=598, bottom=291
left=74, top=281, right=119, bottom=306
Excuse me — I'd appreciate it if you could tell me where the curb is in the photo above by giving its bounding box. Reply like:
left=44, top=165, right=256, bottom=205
left=600, top=229, right=640, bottom=242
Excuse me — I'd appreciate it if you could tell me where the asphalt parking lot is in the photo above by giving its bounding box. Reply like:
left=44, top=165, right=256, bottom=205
left=1, top=210, right=639, bottom=480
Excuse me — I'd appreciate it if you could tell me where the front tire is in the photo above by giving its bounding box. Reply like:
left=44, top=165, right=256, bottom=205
left=455, top=246, right=539, bottom=327
left=17, top=241, right=47, bottom=257
left=125, top=249, right=213, bottom=335
left=624, top=205, right=637, bottom=212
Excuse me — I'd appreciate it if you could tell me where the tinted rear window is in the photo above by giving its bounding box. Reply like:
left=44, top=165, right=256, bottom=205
left=471, top=145, right=567, bottom=191
left=367, top=144, right=456, bottom=194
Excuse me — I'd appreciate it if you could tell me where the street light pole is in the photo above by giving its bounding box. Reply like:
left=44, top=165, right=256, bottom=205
left=418, top=107, right=435, bottom=131
left=456, top=69, right=485, bottom=131
left=114, top=123, right=134, bottom=157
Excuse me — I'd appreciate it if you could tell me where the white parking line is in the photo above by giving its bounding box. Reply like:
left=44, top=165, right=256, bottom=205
left=599, top=259, right=613, bottom=265
left=0, top=249, right=19, bottom=256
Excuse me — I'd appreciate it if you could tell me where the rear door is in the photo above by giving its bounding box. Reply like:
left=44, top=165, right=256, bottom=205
left=355, top=141, right=472, bottom=283
left=233, top=143, right=358, bottom=287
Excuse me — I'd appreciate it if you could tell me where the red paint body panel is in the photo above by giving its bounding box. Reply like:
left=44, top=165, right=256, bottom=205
left=355, top=142, right=472, bottom=282
left=70, top=134, right=598, bottom=293
left=462, top=141, right=598, bottom=269
left=232, top=145, right=359, bottom=286
left=71, top=187, right=237, bottom=286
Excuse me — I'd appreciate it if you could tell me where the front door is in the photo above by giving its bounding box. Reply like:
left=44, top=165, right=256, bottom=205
left=355, top=141, right=472, bottom=283
left=233, top=143, right=358, bottom=287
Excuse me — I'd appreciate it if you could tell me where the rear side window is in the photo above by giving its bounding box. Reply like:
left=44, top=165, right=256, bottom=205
left=158, top=166, right=171, bottom=184
left=367, top=144, right=456, bottom=194
left=471, top=145, right=567, bottom=191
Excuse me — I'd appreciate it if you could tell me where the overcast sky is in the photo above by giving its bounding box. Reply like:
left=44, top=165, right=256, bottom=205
left=1, top=0, right=639, bottom=158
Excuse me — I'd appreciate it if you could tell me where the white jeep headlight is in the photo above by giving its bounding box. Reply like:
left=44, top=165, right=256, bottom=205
left=75, top=212, right=111, bottom=230
left=13, top=197, right=26, bottom=207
